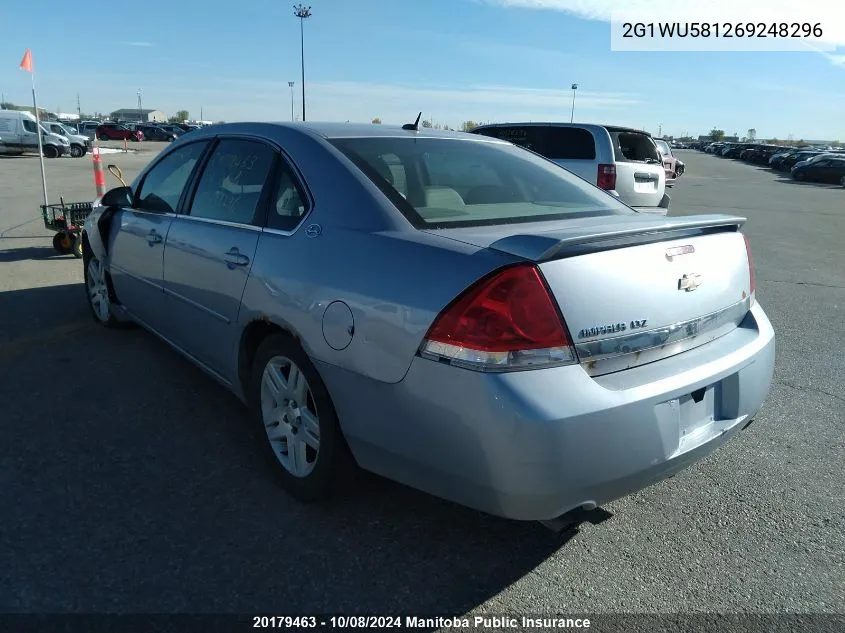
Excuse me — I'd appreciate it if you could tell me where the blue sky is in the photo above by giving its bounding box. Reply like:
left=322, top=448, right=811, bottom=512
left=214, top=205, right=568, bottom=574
left=2, top=0, right=844, bottom=139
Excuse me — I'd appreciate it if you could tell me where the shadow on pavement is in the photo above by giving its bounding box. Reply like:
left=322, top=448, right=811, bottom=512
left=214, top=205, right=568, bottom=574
left=772, top=177, right=842, bottom=188
left=0, top=245, right=78, bottom=263
left=0, top=283, right=587, bottom=617
left=0, top=282, right=89, bottom=347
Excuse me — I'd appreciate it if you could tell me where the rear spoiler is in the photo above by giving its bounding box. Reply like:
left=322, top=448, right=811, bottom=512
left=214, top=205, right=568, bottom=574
left=488, top=214, right=747, bottom=262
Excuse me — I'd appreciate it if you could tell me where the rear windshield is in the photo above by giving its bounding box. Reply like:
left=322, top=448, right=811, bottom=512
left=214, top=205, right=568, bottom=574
left=472, top=125, right=596, bottom=160
left=328, top=137, right=633, bottom=229
left=610, top=131, right=661, bottom=163
left=654, top=139, right=671, bottom=155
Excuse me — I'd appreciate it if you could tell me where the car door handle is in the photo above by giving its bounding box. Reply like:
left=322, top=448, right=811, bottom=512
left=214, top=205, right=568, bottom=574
left=147, top=229, right=163, bottom=245
left=223, top=248, right=250, bottom=268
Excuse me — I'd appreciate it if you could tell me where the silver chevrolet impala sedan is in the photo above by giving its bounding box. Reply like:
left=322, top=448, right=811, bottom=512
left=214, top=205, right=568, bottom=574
left=82, top=121, right=775, bottom=525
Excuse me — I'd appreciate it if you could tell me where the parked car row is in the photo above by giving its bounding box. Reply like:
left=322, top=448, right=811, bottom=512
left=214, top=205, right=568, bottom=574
left=699, top=141, right=845, bottom=186
left=59, top=120, right=202, bottom=142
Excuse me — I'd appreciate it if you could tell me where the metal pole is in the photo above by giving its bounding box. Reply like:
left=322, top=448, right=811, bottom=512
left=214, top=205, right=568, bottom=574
left=300, top=17, right=306, bottom=121
left=288, top=82, right=295, bottom=121
left=294, top=5, right=311, bottom=122
left=31, top=76, right=48, bottom=207
left=570, top=83, right=577, bottom=123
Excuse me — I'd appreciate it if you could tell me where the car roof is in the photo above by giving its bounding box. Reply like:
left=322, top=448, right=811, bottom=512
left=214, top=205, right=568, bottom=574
left=471, top=122, right=649, bottom=135
left=189, top=121, right=509, bottom=143
left=294, top=122, right=488, bottom=140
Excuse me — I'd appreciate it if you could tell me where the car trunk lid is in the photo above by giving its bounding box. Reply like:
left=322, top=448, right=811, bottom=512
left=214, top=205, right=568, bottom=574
left=425, top=214, right=753, bottom=376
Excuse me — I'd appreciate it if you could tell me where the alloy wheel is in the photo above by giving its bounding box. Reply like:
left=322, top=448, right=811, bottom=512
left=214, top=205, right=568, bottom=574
left=86, top=257, right=111, bottom=323
left=260, top=356, right=321, bottom=478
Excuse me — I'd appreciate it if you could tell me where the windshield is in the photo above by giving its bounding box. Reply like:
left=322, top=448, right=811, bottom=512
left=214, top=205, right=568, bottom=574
left=329, top=137, right=634, bottom=229
left=59, top=124, right=77, bottom=136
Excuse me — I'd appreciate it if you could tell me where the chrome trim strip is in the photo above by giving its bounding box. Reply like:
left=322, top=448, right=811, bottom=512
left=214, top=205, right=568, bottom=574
left=262, top=227, right=297, bottom=237
left=576, top=298, right=751, bottom=376
left=172, top=215, right=263, bottom=232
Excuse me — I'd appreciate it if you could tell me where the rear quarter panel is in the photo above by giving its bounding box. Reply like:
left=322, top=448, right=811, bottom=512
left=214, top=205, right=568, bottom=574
left=241, top=228, right=515, bottom=384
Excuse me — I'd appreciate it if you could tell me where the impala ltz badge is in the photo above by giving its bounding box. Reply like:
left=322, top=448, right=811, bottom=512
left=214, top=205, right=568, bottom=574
left=678, top=273, right=702, bottom=292
left=578, top=318, right=648, bottom=339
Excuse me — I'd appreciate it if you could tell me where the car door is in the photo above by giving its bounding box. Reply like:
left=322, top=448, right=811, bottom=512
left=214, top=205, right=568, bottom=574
left=816, top=159, right=843, bottom=183
left=160, top=136, right=278, bottom=378
left=830, top=161, right=845, bottom=184
left=106, top=140, right=210, bottom=330
left=20, top=117, right=41, bottom=152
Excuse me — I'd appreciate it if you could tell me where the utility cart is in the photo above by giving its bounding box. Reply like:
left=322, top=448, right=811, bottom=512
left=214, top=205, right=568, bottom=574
left=40, top=198, right=93, bottom=258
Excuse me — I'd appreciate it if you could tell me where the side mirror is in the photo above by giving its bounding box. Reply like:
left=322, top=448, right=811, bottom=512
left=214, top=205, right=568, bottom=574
left=101, top=186, right=133, bottom=208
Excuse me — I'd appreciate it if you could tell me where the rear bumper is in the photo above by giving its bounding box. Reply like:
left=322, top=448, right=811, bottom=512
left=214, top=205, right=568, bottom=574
left=320, top=303, right=775, bottom=521
left=630, top=192, right=670, bottom=215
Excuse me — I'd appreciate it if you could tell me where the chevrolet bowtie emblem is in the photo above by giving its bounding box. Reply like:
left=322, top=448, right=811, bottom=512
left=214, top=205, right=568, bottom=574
left=678, top=273, right=702, bottom=292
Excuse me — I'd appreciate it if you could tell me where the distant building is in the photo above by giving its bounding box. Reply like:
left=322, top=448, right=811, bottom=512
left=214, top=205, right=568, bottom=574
left=109, top=108, right=166, bottom=123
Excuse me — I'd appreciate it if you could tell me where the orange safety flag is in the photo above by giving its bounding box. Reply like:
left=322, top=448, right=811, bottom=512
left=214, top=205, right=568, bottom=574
left=19, top=48, right=33, bottom=73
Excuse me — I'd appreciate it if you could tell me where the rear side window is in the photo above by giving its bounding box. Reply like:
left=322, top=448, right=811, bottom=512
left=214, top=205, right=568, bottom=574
left=611, top=131, right=661, bottom=163
left=474, top=126, right=596, bottom=160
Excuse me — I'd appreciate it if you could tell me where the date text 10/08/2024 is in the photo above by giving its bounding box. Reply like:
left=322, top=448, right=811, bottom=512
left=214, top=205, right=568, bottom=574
left=252, top=615, right=593, bottom=629
left=622, top=22, right=823, bottom=39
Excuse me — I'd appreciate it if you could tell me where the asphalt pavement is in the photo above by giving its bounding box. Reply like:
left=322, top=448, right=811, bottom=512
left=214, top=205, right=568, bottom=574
left=0, top=147, right=843, bottom=619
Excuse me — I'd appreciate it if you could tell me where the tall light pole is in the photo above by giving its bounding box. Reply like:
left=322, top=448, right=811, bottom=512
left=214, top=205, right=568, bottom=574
left=570, top=83, right=578, bottom=123
left=293, top=4, right=312, bottom=122
left=137, top=88, right=142, bottom=122
left=288, top=81, right=295, bottom=121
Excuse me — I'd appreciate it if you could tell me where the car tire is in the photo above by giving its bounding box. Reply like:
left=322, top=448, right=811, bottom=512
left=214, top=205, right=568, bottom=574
left=249, top=333, right=354, bottom=502
left=71, top=235, right=84, bottom=259
left=840, top=176, right=845, bottom=188
left=70, top=145, right=83, bottom=158
left=794, top=171, right=804, bottom=181
left=43, top=145, right=59, bottom=158
left=52, top=232, right=72, bottom=254
left=83, top=249, right=126, bottom=328
left=98, top=133, right=109, bottom=141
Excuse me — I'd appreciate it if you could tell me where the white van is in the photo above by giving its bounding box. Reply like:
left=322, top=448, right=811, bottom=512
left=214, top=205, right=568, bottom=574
left=0, top=110, right=71, bottom=157
left=471, top=122, right=670, bottom=214
left=41, top=120, right=92, bottom=157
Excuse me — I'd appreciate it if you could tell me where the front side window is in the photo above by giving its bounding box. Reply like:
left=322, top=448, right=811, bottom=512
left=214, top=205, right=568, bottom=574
left=135, top=141, right=209, bottom=213
left=22, top=119, right=38, bottom=133
left=188, top=138, right=276, bottom=225
left=330, top=137, right=633, bottom=229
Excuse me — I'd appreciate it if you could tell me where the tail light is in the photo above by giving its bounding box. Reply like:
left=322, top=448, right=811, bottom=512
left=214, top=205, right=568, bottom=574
left=743, top=234, right=756, bottom=306
left=597, top=164, right=616, bottom=190
left=420, top=264, right=576, bottom=371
